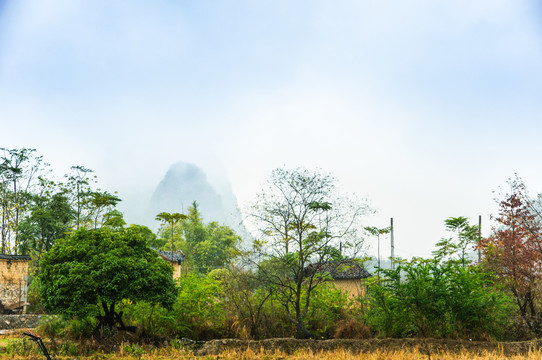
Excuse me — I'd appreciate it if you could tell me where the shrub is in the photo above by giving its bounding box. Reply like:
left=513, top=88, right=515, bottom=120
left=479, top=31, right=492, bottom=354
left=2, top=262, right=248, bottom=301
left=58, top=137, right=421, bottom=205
left=304, top=283, right=349, bottom=338
left=123, top=273, right=225, bottom=340
left=364, top=259, right=514, bottom=340
left=334, top=318, right=371, bottom=339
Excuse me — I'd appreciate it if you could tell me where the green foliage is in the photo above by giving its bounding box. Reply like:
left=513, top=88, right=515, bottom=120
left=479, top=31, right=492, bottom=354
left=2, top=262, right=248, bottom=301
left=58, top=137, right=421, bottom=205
left=38, top=227, right=177, bottom=331
left=102, top=209, right=126, bottom=229
left=37, top=315, right=65, bottom=342
left=155, top=211, right=187, bottom=254
left=364, top=258, right=513, bottom=339
left=175, top=273, right=225, bottom=339
left=86, top=190, right=121, bottom=229
left=123, top=273, right=225, bottom=340
left=17, top=192, right=75, bottom=255
left=304, top=283, right=349, bottom=338
left=157, top=202, right=241, bottom=274
left=213, top=267, right=281, bottom=339
left=432, top=216, right=480, bottom=266
left=63, top=316, right=98, bottom=340
left=122, top=300, right=180, bottom=338
left=250, top=167, right=370, bottom=338
left=0, top=147, right=49, bottom=254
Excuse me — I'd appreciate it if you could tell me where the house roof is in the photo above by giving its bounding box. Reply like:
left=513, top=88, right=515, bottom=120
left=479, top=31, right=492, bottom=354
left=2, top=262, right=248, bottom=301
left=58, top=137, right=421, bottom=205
left=0, top=254, right=31, bottom=261
left=306, top=259, right=371, bottom=280
left=157, top=250, right=185, bottom=264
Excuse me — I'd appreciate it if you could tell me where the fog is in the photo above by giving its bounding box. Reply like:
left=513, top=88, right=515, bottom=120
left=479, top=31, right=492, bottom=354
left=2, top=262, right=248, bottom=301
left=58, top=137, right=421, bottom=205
left=2, top=1, right=542, bottom=258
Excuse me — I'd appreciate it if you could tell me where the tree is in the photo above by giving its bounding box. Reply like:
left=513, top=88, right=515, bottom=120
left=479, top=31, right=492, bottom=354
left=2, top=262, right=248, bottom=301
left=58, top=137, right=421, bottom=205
left=0, top=148, right=48, bottom=253
left=365, top=226, right=390, bottom=269
left=250, top=167, right=369, bottom=338
left=195, top=221, right=241, bottom=274
left=17, top=191, right=75, bottom=256
left=38, top=227, right=177, bottom=333
left=64, top=165, right=94, bottom=230
left=213, top=267, right=274, bottom=339
left=432, top=216, right=479, bottom=266
left=156, top=202, right=241, bottom=275
left=481, top=177, right=542, bottom=336
left=155, top=211, right=187, bottom=264
left=86, top=190, right=121, bottom=229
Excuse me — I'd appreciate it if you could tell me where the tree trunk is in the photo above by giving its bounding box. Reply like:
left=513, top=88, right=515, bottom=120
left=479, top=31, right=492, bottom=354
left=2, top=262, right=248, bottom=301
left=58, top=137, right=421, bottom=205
left=101, top=302, right=117, bottom=332
left=295, top=320, right=311, bottom=339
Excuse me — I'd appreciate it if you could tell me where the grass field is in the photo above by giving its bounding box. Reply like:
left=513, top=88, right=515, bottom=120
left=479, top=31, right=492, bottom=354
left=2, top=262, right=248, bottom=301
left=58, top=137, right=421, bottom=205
left=5, top=348, right=542, bottom=360
left=6, top=345, right=542, bottom=360
left=4, top=334, right=542, bottom=359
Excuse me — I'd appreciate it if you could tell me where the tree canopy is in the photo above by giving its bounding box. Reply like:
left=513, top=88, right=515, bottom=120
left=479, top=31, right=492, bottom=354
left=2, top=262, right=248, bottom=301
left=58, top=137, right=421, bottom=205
left=38, top=227, right=177, bottom=332
left=156, top=202, right=241, bottom=274
left=481, top=176, right=542, bottom=336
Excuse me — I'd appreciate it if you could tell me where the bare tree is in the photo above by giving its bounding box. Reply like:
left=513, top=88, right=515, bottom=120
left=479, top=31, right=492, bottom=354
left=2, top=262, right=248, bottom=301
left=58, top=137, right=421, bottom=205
left=249, top=167, right=370, bottom=338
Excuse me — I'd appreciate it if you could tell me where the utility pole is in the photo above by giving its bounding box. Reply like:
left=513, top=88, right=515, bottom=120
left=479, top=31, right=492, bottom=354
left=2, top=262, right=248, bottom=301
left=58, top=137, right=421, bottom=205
left=390, top=217, right=395, bottom=270
left=478, top=215, right=482, bottom=263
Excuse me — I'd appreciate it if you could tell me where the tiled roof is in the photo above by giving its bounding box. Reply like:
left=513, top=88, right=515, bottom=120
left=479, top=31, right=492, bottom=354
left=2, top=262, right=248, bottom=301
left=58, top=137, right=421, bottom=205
left=306, top=259, right=371, bottom=280
left=0, top=254, right=31, bottom=261
left=157, top=250, right=185, bottom=264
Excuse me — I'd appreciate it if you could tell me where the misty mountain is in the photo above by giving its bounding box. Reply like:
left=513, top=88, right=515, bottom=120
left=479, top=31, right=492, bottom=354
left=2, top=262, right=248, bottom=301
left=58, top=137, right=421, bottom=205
left=148, top=162, right=248, bottom=238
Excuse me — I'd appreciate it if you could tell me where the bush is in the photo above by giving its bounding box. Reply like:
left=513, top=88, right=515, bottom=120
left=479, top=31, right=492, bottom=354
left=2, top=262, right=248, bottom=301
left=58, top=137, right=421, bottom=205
left=37, top=316, right=65, bottom=342
left=64, top=317, right=97, bottom=340
left=364, top=259, right=514, bottom=340
left=123, top=273, right=225, bottom=340
left=304, top=283, right=349, bottom=338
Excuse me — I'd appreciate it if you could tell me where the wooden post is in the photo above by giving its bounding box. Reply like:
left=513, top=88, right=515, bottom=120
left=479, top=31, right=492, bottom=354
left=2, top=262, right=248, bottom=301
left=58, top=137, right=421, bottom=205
left=390, top=217, right=395, bottom=270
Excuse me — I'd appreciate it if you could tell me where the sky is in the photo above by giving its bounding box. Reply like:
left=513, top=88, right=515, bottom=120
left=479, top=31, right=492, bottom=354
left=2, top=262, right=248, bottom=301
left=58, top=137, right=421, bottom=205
left=1, top=1, right=542, bottom=259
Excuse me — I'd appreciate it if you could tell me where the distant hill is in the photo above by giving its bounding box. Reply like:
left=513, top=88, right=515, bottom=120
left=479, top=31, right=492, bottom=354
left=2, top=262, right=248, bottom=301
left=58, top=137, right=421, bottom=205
left=147, top=162, right=249, bottom=238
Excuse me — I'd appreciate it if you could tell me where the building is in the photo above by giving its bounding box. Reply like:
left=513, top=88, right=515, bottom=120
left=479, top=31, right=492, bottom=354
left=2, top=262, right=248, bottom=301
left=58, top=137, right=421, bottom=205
left=0, top=254, right=31, bottom=312
left=157, top=250, right=185, bottom=279
left=307, top=259, right=371, bottom=298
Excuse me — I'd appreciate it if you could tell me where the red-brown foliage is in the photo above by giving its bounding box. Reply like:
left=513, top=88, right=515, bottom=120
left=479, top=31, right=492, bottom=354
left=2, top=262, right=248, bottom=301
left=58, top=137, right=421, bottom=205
left=481, top=177, right=542, bottom=335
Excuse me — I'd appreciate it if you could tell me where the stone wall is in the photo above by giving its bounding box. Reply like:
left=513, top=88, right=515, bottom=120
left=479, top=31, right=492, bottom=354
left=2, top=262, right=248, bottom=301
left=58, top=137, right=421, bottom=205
left=0, top=315, right=41, bottom=329
left=0, top=257, right=29, bottom=307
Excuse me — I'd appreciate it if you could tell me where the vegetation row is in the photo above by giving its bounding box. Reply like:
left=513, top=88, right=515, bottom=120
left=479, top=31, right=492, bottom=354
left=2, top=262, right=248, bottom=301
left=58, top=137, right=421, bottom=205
left=0, top=147, right=541, bottom=354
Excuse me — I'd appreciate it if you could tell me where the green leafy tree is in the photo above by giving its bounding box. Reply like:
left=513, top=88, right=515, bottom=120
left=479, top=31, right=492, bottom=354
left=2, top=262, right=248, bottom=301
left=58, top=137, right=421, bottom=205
left=17, top=191, right=75, bottom=256
left=155, top=211, right=187, bottom=260
left=86, top=190, right=122, bottom=229
left=190, top=221, right=240, bottom=274
left=38, top=227, right=177, bottom=333
left=433, top=216, right=479, bottom=266
left=250, top=167, right=370, bottom=338
left=0, top=148, right=48, bottom=253
left=102, top=209, right=126, bottom=229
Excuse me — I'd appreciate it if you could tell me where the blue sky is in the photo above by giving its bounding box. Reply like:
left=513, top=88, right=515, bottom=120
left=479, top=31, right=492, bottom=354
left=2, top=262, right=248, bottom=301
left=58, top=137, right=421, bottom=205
left=1, top=1, right=542, bottom=258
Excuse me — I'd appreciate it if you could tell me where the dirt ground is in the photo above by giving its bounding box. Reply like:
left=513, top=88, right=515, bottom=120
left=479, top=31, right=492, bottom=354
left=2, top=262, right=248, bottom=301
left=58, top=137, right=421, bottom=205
left=198, top=338, right=542, bottom=357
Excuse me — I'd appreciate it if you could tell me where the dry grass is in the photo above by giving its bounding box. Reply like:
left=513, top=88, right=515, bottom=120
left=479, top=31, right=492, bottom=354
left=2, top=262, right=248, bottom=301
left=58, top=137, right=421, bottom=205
left=6, top=347, right=542, bottom=360
left=4, top=334, right=542, bottom=360
left=209, top=348, right=542, bottom=360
